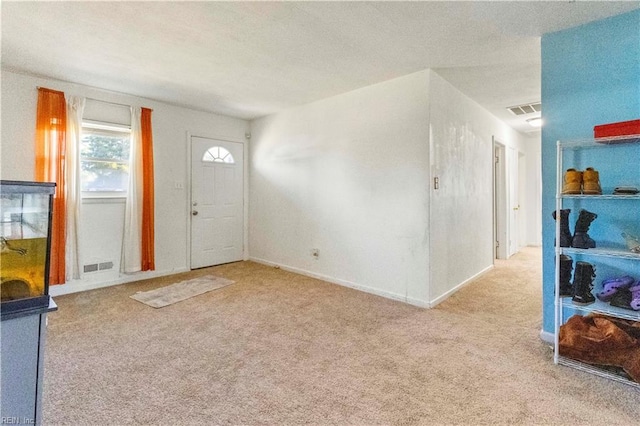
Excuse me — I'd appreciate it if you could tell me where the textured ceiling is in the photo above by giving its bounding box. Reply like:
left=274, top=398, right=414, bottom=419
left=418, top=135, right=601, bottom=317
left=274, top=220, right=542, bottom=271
left=2, top=1, right=639, bottom=134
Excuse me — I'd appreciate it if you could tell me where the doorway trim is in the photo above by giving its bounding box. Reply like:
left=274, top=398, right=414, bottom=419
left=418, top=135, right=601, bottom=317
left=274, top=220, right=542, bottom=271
left=493, top=138, right=507, bottom=260
left=186, top=132, right=249, bottom=270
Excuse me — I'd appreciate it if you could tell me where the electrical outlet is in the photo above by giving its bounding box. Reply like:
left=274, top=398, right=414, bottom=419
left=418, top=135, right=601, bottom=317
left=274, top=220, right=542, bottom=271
left=174, top=181, right=184, bottom=190
left=311, top=248, right=319, bottom=259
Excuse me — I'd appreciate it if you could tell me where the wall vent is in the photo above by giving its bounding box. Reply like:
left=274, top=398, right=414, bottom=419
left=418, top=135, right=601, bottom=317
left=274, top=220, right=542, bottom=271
left=83, top=261, right=114, bottom=273
left=83, top=264, right=99, bottom=273
left=507, top=102, right=541, bottom=116
left=99, top=261, right=114, bottom=271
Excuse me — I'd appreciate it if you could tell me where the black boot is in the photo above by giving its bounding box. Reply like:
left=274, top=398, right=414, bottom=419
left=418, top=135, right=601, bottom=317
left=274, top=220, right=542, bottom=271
left=552, top=209, right=573, bottom=247
left=572, top=209, right=597, bottom=249
left=572, top=261, right=596, bottom=305
left=559, top=255, right=573, bottom=297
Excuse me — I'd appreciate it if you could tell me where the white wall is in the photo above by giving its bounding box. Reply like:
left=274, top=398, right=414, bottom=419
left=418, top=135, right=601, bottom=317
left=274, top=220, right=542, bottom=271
left=1, top=68, right=541, bottom=305
left=427, top=70, right=529, bottom=304
left=249, top=71, right=432, bottom=305
left=1, top=70, right=249, bottom=294
left=249, top=69, right=539, bottom=308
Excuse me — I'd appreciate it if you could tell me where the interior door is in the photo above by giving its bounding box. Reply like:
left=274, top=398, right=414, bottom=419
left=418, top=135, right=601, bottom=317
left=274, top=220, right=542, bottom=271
left=518, top=152, right=527, bottom=251
left=508, top=147, right=519, bottom=256
left=190, top=137, right=243, bottom=269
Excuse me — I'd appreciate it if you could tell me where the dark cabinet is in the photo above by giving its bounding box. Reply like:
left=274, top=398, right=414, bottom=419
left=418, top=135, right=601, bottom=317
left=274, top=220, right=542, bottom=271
left=1, top=180, right=58, bottom=424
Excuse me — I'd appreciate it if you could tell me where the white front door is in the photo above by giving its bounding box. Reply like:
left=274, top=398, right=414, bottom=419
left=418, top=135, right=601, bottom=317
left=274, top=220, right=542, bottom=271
left=190, top=137, right=243, bottom=269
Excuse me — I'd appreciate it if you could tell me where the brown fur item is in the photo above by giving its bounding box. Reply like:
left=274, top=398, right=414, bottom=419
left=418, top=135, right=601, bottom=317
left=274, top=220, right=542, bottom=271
left=559, top=313, right=640, bottom=383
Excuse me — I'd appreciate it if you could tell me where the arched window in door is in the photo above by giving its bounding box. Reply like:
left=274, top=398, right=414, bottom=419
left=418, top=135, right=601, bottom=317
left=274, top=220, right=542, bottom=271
left=202, top=146, right=235, bottom=164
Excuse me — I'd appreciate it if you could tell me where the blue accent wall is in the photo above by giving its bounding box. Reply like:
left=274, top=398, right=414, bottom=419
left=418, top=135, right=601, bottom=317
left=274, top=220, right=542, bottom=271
left=541, top=10, right=640, bottom=333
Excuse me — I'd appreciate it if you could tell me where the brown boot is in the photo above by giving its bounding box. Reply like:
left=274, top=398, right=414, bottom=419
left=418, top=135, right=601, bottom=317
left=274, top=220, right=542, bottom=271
left=583, top=167, right=602, bottom=194
left=562, top=169, right=583, bottom=194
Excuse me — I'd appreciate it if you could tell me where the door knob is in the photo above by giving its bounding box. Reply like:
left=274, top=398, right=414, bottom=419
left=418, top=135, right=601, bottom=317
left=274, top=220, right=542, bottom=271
left=192, top=211, right=198, bottom=216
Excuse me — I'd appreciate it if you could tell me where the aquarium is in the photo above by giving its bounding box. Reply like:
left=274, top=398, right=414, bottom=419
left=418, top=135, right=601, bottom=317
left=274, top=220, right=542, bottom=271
left=1, top=180, right=55, bottom=315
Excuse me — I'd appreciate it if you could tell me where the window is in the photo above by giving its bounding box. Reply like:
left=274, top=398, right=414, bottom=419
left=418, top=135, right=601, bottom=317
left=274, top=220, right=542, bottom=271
left=202, top=146, right=235, bottom=164
left=80, top=122, right=131, bottom=194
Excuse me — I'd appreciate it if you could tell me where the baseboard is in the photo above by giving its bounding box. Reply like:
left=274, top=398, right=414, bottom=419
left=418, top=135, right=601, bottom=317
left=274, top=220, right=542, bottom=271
left=428, top=265, right=494, bottom=308
left=249, top=257, right=429, bottom=308
left=49, top=267, right=190, bottom=297
left=539, top=329, right=555, bottom=346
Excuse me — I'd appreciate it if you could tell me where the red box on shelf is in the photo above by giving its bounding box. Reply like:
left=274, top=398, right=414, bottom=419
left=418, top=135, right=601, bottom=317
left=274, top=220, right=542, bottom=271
left=594, top=119, right=640, bottom=138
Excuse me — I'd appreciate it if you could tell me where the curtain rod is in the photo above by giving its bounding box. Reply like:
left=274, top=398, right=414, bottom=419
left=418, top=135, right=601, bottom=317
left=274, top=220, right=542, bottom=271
left=86, top=96, right=132, bottom=109
left=37, top=86, right=153, bottom=111
left=86, top=96, right=154, bottom=112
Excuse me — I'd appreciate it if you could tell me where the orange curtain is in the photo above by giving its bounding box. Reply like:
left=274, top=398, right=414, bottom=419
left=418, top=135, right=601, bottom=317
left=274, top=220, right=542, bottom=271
left=140, top=108, right=155, bottom=271
left=35, top=88, right=67, bottom=285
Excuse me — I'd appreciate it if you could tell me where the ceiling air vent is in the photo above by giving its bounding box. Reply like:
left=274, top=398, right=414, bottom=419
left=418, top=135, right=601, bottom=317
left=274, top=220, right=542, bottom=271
left=507, top=102, right=541, bottom=116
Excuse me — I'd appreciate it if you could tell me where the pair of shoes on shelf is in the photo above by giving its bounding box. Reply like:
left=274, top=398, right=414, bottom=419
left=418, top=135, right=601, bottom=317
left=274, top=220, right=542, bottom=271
left=558, top=257, right=597, bottom=305
left=596, top=276, right=640, bottom=311
left=613, top=186, right=639, bottom=195
left=609, top=283, right=640, bottom=311
left=562, top=168, right=602, bottom=195
left=596, top=276, right=634, bottom=301
left=551, top=208, right=598, bottom=249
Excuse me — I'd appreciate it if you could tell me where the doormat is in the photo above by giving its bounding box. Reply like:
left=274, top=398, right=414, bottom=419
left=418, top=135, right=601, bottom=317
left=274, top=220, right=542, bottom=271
left=130, top=275, right=234, bottom=308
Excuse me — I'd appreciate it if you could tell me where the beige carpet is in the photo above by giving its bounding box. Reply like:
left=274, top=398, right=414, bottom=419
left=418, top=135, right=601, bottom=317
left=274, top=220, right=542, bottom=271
left=43, top=247, right=640, bottom=425
left=130, top=275, right=234, bottom=308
